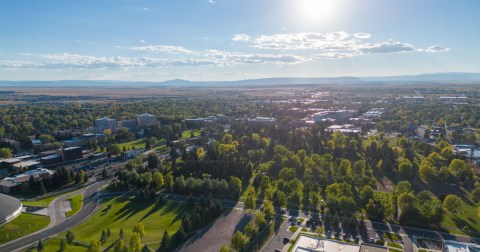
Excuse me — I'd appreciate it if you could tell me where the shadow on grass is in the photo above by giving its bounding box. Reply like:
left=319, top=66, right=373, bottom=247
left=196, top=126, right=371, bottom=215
left=113, top=198, right=152, bottom=223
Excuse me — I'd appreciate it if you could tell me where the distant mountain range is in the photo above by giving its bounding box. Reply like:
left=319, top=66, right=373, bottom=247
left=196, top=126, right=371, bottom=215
left=1, top=72, right=480, bottom=87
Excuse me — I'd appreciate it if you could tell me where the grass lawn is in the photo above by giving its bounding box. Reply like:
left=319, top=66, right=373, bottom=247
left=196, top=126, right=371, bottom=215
left=384, top=232, right=403, bottom=241
left=118, top=139, right=146, bottom=150
left=27, top=238, right=87, bottom=252
left=289, top=226, right=299, bottom=232
left=65, top=196, right=188, bottom=250
left=0, top=213, right=50, bottom=244
left=441, top=202, right=480, bottom=235
left=65, top=194, right=84, bottom=218
left=181, top=130, right=202, bottom=139
left=22, top=187, right=83, bottom=207
left=387, top=242, right=403, bottom=249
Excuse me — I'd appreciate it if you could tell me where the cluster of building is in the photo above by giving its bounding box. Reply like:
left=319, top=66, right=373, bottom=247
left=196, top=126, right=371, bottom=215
left=0, top=168, right=54, bottom=194
left=184, top=115, right=225, bottom=128
left=88, top=113, right=157, bottom=134
left=312, top=110, right=358, bottom=123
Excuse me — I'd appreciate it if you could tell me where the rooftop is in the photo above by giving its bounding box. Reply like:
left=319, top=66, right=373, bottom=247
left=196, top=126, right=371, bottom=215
left=292, top=235, right=359, bottom=252
left=0, top=193, right=22, bottom=221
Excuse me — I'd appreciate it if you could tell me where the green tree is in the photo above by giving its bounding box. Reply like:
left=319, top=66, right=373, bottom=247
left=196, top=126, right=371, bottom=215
left=220, top=244, right=231, bottom=252
left=87, top=239, right=101, bottom=252
left=443, top=194, right=463, bottom=213
left=471, top=188, right=480, bottom=203
left=419, top=161, right=436, bottom=182
left=449, top=159, right=469, bottom=177
left=245, top=195, right=256, bottom=211
left=133, top=222, right=145, bottom=237
left=119, top=228, right=124, bottom=240
left=255, top=212, right=267, bottom=229
left=37, top=240, right=44, bottom=252
left=129, top=233, right=142, bottom=252
left=158, top=231, right=170, bottom=251
left=147, top=152, right=159, bottom=169
left=66, top=230, right=75, bottom=245
left=0, top=148, right=12, bottom=158
left=114, top=239, right=126, bottom=252
left=398, top=159, right=414, bottom=179
left=164, top=173, right=174, bottom=192
left=244, top=221, right=257, bottom=239
left=263, top=200, right=275, bottom=221
left=231, top=231, right=246, bottom=252
left=59, top=239, right=66, bottom=252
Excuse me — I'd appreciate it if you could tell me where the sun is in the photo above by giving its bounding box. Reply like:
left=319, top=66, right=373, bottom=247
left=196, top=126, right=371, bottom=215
left=298, top=0, right=338, bottom=22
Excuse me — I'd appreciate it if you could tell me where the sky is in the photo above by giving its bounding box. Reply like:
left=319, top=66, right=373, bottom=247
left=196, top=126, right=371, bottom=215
left=0, top=0, right=479, bottom=81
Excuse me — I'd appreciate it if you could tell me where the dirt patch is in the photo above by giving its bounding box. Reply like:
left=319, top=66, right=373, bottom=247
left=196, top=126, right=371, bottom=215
left=179, top=210, right=254, bottom=252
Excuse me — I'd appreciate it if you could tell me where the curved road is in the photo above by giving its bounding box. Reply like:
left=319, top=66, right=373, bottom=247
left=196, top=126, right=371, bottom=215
left=0, top=180, right=109, bottom=252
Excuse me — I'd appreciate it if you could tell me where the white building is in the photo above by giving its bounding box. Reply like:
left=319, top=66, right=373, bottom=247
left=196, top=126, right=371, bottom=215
left=137, top=113, right=157, bottom=128
left=95, top=117, right=117, bottom=132
left=247, top=117, right=277, bottom=127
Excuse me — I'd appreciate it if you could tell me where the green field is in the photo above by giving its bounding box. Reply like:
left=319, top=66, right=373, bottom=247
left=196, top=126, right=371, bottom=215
left=27, top=237, right=87, bottom=252
left=22, top=188, right=83, bottom=207
left=64, top=196, right=188, bottom=250
left=441, top=202, right=480, bottom=235
left=118, top=139, right=146, bottom=150
left=65, top=194, right=84, bottom=217
left=181, top=130, right=202, bottom=139
left=0, top=213, right=50, bottom=244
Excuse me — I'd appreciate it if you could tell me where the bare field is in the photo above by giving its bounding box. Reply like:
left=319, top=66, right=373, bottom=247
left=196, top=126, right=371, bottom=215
left=179, top=210, right=254, bottom=252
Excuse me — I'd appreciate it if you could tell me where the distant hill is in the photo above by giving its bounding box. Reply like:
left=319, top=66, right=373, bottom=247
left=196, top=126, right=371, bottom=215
left=1, top=72, right=479, bottom=87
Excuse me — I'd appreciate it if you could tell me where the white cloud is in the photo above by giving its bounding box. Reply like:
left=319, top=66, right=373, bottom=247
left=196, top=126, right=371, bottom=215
left=249, top=31, right=447, bottom=59
left=353, top=33, right=371, bottom=39
left=232, top=34, right=250, bottom=42
left=130, top=45, right=195, bottom=54
left=425, top=45, right=449, bottom=53
left=207, top=0, right=215, bottom=3
left=140, top=40, right=145, bottom=43
left=357, top=41, right=415, bottom=55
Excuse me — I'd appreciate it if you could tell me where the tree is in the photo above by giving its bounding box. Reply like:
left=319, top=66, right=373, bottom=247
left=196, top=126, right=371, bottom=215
left=66, top=230, right=75, bottom=245
left=87, top=239, right=101, bottom=252
left=37, top=180, right=47, bottom=195
left=449, top=159, right=469, bottom=177
left=158, top=231, right=170, bottom=251
left=147, top=152, right=159, bottom=169
left=394, top=181, right=412, bottom=195
left=129, top=233, right=142, bottom=252
left=471, top=188, right=480, bottom=203
left=133, top=222, right=145, bottom=237
left=100, top=229, right=107, bottom=243
left=220, top=244, right=231, bottom=252
left=229, top=176, right=242, bottom=198
left=0, top=148, right=12, bottom=158
left=315, top=225, right=325, bottom=236
left=263, top=200, right=275, bottom=221
left=114, top=239, right=126, bottom=252
left=419, top=161, right=436, bottom=182
left=102, top=168, right=109, bottom=179
left=152, top=171, right=164, bottom=190
left=398, top=159, right=414, bottom=179
left=244, top=221, right=257, bottom=239
left=443, top=194, right=462, bottom=213
left=37, top=240, right=44, bottom=252
left=59, top=239, right=66, bottom=252
left=245, top=195, right=256, bottom=211
left=28, top=176, right=36, bottom=191
left=255, top=212, right=267, bottom=229
left=231, top=231, right=246, bottom=252
left=272, top=190, right=287, bottom=208
left=119, top=228, right=124, bottom=240
left=164, top=173, right=174, bottom=192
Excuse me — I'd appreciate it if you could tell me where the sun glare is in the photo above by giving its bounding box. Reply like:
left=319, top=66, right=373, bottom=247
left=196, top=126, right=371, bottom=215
left=298, top=0, right=338, bottom=22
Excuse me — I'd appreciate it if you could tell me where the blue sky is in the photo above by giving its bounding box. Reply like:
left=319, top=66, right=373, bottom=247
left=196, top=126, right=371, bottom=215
left=0, top=0, right=479, bottom=81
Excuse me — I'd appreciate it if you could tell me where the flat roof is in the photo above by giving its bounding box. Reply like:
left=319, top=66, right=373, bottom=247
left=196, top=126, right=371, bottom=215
left=292, top=235, right=359, bottom=252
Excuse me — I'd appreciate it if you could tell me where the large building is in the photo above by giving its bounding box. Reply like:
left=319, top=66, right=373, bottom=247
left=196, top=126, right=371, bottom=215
left=137, top=113, right=157, bottom=128
left=0, top=193, right=22, bottom=225
left=95, top=117, right=117, bottom=132
left=0, top=168, right=54, bottom=194
left=117, top=119, right=137, bottom=130
left=313, top=110, right=357, bottom=123
left=247, top=117, right=277, bottom=127
left=291, top=235, right=388, bottom=252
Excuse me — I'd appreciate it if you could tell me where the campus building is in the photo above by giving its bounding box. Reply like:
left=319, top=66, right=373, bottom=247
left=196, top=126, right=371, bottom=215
left=137, top=113, right=157, bottom=128
left=0, top=193, right=22, bottom=225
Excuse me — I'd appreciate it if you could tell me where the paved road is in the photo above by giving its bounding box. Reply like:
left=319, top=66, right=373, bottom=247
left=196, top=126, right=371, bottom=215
left=0, top=180, right=109, bottom=252
left=260, top=218, right=290, bottom=252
